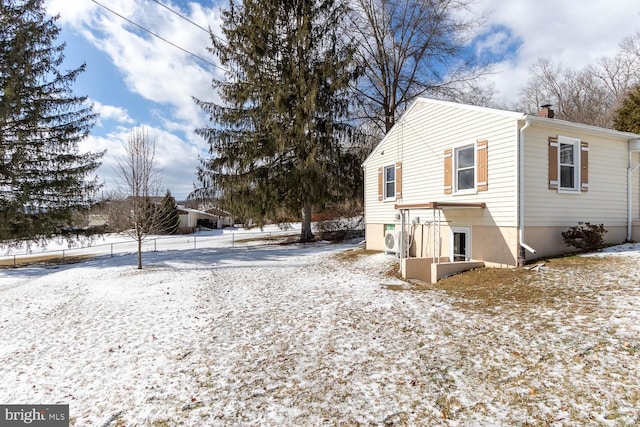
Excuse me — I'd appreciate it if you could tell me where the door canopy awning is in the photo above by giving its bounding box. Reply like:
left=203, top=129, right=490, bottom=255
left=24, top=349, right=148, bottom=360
left=394, top=202, right=486, bottom=210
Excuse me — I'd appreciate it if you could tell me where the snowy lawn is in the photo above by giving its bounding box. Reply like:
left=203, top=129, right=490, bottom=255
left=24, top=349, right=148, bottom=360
left=1, top=241, right=640, bottom=426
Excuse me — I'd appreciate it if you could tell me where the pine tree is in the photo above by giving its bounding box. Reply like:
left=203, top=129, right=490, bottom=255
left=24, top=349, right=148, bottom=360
left=613, top=85, right=640, bottom=133
left=194, top=0, right=360, bottom=242
left=157, top=190, right=179, bottom=235
left=0, top=0, right=103, bottom=244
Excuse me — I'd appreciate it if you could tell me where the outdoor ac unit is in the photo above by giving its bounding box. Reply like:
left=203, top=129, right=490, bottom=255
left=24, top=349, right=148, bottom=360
left=384, top=231, right=401, bottom=253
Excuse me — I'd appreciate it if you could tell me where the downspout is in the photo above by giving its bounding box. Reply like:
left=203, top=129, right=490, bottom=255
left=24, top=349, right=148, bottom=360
left=627, top=139, right=640, bottom=241
left=518, top=119, right=536, bottom=266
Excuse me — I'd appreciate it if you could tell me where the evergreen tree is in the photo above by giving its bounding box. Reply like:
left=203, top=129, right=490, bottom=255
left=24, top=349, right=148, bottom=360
left=613, top=85, right=640, bottom=133
left=0, top=0, right=103, bottom=244
left=157, top=190, right=179, bottom=234
left=194, top=0, right=360, bottom=242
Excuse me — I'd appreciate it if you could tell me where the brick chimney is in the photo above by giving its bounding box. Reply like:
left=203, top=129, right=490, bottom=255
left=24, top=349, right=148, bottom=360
left=538, top=104, right=554, bottom=118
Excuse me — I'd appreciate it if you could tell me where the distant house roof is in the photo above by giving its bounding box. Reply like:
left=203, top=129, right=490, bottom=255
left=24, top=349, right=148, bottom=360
left=176, top=207, right=217, bottom=218
left=206, top=207, right=231, bottom=217
left=176, top=199, right=199, bottom=209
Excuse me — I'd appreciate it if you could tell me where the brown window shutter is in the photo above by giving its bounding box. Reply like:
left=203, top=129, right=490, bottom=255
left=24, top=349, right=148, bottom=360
left=477, top=140, right=488, bottom=192
left=395, top=162, right=403, bottom=200
left=444, top=149, right=452, bottom=194
left=377, top=167, right=383, bottom=201
left=581, top=141, right=589, bottom=192
left=548, top=137, right=558, bottom=189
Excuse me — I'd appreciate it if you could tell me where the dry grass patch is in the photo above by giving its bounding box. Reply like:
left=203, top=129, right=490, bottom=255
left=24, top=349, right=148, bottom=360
left=232, top=234, right=298, bottom=245
left=435, top=268, right=550, bottom=310
left=331, top=247, right=380, bottom=262
left=395, top=254, right=632, bottom=312
left=541, top=253, right=610, bottom=268
left=332, top=248, right=403, bottom=281
left=0, top=254, right=95, bottom=268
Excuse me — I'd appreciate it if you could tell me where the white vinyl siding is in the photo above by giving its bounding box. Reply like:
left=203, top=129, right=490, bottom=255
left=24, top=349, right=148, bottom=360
left=363, top=99, right=520, bottom=228
left=634, top=151, right=640, bottom=221
left=524, top=125, right=629, bottom=227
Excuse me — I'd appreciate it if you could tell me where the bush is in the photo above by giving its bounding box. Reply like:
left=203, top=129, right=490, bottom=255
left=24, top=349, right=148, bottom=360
left=561, top=223, right=608, bottom=252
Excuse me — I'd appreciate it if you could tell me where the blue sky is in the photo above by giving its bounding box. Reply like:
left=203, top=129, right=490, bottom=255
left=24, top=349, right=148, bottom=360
left=43, top=0, right=640, bottom=200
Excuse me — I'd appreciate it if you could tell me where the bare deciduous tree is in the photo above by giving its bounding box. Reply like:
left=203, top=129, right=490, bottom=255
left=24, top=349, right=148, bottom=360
left=620, top=31, right=640, bottom=66
left=116, top=127, right=163, bottom=269
left=349, top=0, right=489, bottom=134
left=518, top=32, right=640, bottom=128
left=518, top=59, right=619, bottom=127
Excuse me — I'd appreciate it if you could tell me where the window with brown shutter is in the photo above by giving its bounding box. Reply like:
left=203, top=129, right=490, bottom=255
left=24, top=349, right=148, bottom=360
left=549, top=136, right=587, bottom=192
left=395, top=162, right=403, bottom=200
left=548, top=137, right=559, bottom=189
left=379, top=164, right=400, bottom=200
left=580, top=141, right=589, bottom=192
left=444, top=149, right=452, bottom=194
left=476, top=140, right=488, bottom=192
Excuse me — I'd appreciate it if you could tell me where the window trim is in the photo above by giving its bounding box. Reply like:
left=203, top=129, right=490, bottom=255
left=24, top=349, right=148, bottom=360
left=453, top=143, right=477, bottom=195
left=557, top=135, right=581, bottom=193
left=383, top=164, right=396, bottom=200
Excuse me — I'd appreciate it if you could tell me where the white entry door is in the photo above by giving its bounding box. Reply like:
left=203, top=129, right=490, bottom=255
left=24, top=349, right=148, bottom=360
left=451, top=227, right=471, bottom=262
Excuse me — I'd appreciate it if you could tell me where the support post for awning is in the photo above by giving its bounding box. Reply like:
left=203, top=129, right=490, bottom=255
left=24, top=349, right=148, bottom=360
left=395, top=202, right=481, bottom=263
left=400, top=209, right=407, bottom=259
left=437, top=209, right=442, bottom=264
left=433, top=209, right=436, bottom=261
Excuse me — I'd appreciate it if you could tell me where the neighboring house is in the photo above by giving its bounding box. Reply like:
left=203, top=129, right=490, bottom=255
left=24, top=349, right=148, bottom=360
left=205, top=207, right=234, bottom=228
left=363, top=98, right=640, bottom=283
left=177, top=206, right=233, bottom=229
left=177, top=207, right=217, bottom=229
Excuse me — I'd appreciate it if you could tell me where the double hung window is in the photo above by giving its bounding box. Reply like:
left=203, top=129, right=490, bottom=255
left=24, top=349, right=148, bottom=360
left=377, top=162, right=402, bottom=201
left=455, top=146, right=475, bottom=192
left=559, top=140, right=578, bottom=191
left=549, top=135, right=587, bottom=193
left=384, top=165, right=395, bottom=199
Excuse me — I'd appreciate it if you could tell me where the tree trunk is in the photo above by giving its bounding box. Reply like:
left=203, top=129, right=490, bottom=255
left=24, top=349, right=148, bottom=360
left=385, top=104, right=395, bottom=133
left=137, top=237, right=143, bottom=269
left=300, top=200, right=314, bottom=243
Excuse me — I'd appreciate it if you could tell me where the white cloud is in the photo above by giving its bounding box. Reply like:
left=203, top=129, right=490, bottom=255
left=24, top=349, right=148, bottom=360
left=475, top=30, right=511, bottom=57
left=51, top=0, right=640, bottom=200
left=48, top=0, right=640, bottom=115
left=92, top=100, right=135, bottom=125
left=45, top=0, right=225, bottom=198
left=79, top=124, right=201, bottom=200
left=45, top=0, right=97, bottom=25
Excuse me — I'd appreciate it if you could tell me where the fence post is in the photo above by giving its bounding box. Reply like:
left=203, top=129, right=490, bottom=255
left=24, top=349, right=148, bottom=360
left=111, top=243, right=113, bottom=257
left=154, top=239, right=157, bottom=252
left=194, top=235, right=197, bottom=250
left=13, top=255, right=16, bottom=267
left=62, top=249, right=65, bottom=261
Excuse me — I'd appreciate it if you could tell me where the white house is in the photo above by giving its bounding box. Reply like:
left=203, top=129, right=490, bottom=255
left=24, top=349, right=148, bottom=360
left=362, top=98, right=640, bottom=282
left=177, top=206, right=232, bottom=229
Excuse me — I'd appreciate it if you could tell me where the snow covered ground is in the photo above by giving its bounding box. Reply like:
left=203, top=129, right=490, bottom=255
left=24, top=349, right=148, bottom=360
left=1, top=237, right=639, bottom=426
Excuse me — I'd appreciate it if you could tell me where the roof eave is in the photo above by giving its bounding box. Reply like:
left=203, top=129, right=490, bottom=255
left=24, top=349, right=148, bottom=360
left=523, top=115, right=640, bottom=140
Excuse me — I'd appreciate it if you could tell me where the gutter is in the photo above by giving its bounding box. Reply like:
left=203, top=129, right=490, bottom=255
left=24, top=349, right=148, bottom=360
left=627, top=139, right=640, bottom=241
left=518, top=119, right=536, bottom=266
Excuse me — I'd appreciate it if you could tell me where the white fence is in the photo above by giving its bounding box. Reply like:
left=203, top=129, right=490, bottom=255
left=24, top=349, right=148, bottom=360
left=0, top=229, right=302, bottom=267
